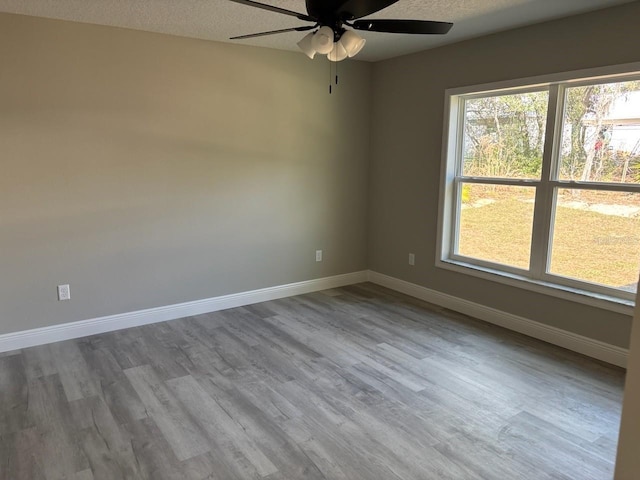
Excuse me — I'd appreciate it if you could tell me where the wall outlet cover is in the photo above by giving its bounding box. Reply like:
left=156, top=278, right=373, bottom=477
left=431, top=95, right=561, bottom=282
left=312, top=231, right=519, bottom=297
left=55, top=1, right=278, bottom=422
left=58, top=284, right=71, bottom=301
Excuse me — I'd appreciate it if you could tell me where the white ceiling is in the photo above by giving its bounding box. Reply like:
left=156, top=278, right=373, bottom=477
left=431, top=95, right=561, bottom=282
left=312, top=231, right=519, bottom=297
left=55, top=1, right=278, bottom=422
left=0, top=0, right=634, bottom=62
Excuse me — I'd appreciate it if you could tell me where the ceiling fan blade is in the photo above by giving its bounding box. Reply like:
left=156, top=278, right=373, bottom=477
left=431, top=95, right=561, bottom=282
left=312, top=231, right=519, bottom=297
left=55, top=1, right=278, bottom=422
left=352, top=19, right=453, bottom=34
left=230, top=25, right=316, bottom=40
left=227, top=0, right=315, bottom=22
left=336, top=0, right=400, bottom=20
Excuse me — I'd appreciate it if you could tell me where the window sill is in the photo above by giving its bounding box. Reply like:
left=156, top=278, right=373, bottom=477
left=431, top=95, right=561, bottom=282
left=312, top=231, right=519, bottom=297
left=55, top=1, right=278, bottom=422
left=436, top=258, right=634, bottom=316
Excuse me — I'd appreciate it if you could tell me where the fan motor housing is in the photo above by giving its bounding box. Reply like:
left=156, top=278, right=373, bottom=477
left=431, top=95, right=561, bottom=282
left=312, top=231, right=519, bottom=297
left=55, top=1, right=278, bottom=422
left=306, top=0, right=354, bottom=24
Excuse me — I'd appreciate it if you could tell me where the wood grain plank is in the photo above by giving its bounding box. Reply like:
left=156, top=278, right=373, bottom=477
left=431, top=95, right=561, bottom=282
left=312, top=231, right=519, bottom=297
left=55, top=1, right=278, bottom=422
left=167, top=374, right=278, bottom=477
left=72, top=396, right=142, bottom=480
left=123, top=366, right=210, bottom=462
left=25, top=375, right=90, bottom=479
left=0, top=354, right=31, bottom=434
left=50, top=341, right=101, bottom=402
left=0, top=428, right=46, bottom=480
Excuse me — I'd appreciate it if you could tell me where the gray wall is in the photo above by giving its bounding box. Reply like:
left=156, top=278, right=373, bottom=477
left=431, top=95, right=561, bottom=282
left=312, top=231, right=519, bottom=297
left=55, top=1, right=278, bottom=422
left=368, top=2, right=640, bottom=348
left=616, top=291, right=640, bottom=478
left=2, top=4, right=639, bottom=349
left=0, top=13, right=372, bottom=335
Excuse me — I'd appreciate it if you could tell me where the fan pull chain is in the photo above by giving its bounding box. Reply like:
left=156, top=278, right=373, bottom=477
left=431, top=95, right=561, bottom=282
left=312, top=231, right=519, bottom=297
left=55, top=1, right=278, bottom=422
left=328, top=59, right=340, bottom=94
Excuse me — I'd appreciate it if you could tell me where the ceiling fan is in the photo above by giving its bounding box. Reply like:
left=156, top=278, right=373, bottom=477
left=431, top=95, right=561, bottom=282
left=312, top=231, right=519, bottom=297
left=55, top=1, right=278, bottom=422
left=227, top=0, right=453, bottom=61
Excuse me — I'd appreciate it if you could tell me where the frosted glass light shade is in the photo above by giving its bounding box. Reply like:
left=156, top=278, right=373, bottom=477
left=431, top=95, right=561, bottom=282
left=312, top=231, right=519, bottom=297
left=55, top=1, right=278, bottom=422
left=339, top=30, right=366, bottom=57
left=297, top=32, right=316, bottom=59
left=312, top=26, right=335, bottom=54
left=327, top=41, right=348, bottom=62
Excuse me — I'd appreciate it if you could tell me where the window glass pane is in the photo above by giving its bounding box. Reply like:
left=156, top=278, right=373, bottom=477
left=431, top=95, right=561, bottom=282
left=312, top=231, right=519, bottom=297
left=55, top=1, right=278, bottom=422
left=549, top=189, right=640, bottom=292
left=458, top=183, right=535, bottom=270
left=463, top=91, right=548, bottom=179
left=558, top=80, right=640, bottom=184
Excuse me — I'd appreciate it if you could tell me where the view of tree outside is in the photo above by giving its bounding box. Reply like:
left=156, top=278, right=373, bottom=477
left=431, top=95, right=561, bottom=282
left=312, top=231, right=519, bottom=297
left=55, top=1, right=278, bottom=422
left=457, top=80, right=640, bottom=293
left=559, top=82, right=640, bottom=183
left=463, top=91, right=548, bottom=179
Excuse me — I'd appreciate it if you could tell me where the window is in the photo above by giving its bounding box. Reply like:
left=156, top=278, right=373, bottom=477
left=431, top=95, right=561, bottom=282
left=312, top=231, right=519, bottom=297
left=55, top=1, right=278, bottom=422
left=439, top=67, right=640, bottom=305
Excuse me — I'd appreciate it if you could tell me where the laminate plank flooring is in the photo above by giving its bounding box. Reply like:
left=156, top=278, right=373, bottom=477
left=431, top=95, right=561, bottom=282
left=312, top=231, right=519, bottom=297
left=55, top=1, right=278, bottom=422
left=0, top=283, right=625, bottom=479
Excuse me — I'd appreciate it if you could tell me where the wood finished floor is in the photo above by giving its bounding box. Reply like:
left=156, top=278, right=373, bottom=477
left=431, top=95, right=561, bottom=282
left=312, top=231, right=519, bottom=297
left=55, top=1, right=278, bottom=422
left=0, top=283, right=625, bottom=480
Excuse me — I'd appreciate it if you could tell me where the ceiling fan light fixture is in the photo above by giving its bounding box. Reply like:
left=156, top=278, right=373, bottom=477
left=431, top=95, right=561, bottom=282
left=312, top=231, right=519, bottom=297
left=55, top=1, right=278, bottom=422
left=327, top=41, right=348, bottom=62
left=228, top=0, right=454, bottom=69
left=311, top=26, right=335, bottom=54
left=339, top=30, right=366, bottom=57
left=297, top=32, right=317, bottom=59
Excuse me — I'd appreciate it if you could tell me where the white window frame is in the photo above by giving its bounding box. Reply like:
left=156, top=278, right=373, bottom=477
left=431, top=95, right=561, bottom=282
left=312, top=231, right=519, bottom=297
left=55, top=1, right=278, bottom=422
left=437, top=62, right=640, bottom=315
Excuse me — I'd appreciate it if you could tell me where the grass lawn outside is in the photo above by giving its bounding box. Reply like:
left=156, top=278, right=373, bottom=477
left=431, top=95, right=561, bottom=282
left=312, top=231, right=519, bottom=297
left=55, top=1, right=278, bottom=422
left=459, top=188, right=640, bottom=292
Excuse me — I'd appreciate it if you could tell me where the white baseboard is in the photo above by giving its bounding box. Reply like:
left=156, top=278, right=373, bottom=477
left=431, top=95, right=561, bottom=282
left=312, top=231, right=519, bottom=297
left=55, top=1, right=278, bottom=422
left=0, top=271, right=368, bottom=354
left=368, top=271, right=629, bottom=368
left=2, top=269, right=628, bottom=368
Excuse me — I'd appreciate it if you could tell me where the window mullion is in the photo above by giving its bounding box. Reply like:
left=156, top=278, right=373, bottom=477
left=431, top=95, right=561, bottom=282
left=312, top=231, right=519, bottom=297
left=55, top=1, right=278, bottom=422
left=440, top=67, right=640, bottom=305
left=529, top=84, right=563, bottom=280
left=450, top=98, right=468, bottom=256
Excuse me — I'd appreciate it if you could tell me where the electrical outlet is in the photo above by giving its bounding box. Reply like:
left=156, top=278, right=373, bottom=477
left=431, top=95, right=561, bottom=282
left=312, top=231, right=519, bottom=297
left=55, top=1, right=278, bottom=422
left=58, top=284, right=71, bottom=301
left=408, top=253, right=415, bottom=266
left=316, top=250, right=323, bottom=262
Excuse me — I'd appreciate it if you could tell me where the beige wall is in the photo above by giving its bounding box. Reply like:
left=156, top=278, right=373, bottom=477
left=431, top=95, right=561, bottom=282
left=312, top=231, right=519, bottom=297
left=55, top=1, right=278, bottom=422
left=2, top=3, right=639, bottom=349
left=0, top=13, right=372, bottom=335
left=368, top=2, right=640, bottom=348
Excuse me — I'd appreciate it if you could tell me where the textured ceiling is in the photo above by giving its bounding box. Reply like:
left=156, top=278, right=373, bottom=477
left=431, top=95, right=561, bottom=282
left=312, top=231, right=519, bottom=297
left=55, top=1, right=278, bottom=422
left=0, top=0, right=634, bottom=61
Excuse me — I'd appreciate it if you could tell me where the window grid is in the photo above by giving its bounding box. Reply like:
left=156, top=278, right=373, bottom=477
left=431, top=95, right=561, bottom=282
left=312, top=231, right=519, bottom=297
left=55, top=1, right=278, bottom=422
left=443, top=73, right=640, bottom=302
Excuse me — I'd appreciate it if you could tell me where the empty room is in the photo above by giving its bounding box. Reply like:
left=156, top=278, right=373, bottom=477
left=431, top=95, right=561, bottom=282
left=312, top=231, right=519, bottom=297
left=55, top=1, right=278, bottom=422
left=2, top=1, right=640, bottom=479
